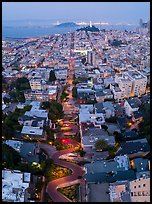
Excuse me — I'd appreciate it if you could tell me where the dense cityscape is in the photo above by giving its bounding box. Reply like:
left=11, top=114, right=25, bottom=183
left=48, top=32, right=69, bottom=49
left=2, top=2, right=150, bottom=203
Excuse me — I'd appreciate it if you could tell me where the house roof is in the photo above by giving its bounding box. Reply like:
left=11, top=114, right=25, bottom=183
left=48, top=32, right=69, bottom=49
left=94, top=103, right=105, bottom=113
left=96, top=91, right=105, bottom=97
left=133, top=158, right=149, bottom=172
left=117, top=117, right=127, bottom=128
left=116, top=138, right=150, bottom=156
left=21, top=126, right=43, bottom=136
left=123, top=130, right=138, bottom=138
left=127, top=98, right=141, bottom=109
left=84, top=170, right=136, bottom=183
left=133, top=111, right=143, bottom=119
left=103, top=101, right=115, bottom=111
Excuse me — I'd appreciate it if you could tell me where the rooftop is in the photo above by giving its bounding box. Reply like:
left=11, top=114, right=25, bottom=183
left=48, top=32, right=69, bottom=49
left=88, top=183, right=110, bottom=202
left=25, top=109, right=48, bottom=119
left=116, top=138, right=150, bottom=156
left=84, top=169, right=135, bottom=183
left=84, top=155, right=130, bottom=174
left=109, top=181, right=131, bottom=202
left=21, top=126, right=43, bottom=136
left=2, top=170, right=31, bottom=202
left=128, top=70, right=146, bottom=80
left=126, top=97, right=141, bottom=108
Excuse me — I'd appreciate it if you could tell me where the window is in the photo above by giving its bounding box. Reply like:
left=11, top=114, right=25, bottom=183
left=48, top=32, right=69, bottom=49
left=134, top=186, right=136, bottom=188
left=143, top=184, right=146, bottom=187
left=138, top=192, right=142, bottom=196
left=138, top=185, right=141, bottom=188
left=134, top=192, right=137, bottom=196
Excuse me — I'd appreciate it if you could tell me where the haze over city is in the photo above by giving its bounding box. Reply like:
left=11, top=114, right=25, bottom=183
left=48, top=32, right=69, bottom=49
left=2, top=2, right=150, bottom=25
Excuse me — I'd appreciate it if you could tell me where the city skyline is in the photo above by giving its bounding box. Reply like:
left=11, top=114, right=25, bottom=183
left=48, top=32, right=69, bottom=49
left=2, top=2, right=150, bottom=25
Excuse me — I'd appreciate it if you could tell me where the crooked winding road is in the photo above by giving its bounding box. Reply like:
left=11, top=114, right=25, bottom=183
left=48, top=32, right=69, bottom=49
left=44, top=138, right=85, bottom=202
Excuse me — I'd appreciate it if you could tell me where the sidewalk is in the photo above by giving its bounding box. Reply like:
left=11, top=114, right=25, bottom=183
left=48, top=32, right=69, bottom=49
left=79, top=179, right=87, bottom=202
left=40, top=176, right=46, bottom=202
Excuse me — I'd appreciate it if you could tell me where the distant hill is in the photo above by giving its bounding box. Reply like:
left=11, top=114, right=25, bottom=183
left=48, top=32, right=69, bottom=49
left=77, top=25, right=99, bottom=32
left=55, top=22, right=79, bottom=28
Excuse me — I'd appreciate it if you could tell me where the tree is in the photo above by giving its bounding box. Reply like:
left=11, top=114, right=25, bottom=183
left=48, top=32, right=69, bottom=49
left=110, top=39, right=122, bottom=47
left=101, top=125, right=108, bottom=131
left=60, top=90, right=69, bottom=102
left=105, top=116, right=117, bottom=123
left=72, top=77, right=88, bottom=85
left=95, top=140, right=108, bottom=151
left=49, top=70, right=56, bottom=82
left=2, top=143, right=21, bottom=169
left=113, top=131, right=123, bottom=142
left=41, top=100, right=63, bottom=122
left=11, top=77, right=31, bottom=91
left=3, top=97, right=10, bottom=104
left=81, top=57, right=87, bottom=65
left=76, top=25, right=99, bottom=32
left=138, top=103, right=150, bottom=143
left=41, top=101, right=51, bottom=110
left=2, top=76, right=9, bottom=92
left=79, top=150, right=86, bottom=157
left=72, top=87, right=77, bottom=98
left=16, top=91, right=25, bottom=103
left=40, top=158, right=54, bottom=177
left=2, top=105, right=31, bottom=139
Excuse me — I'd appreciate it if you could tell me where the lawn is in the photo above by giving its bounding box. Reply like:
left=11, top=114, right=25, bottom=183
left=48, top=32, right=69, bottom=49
left=49, top=165, right=72, bottom=181
left=58, top=184, right=80, bottom=202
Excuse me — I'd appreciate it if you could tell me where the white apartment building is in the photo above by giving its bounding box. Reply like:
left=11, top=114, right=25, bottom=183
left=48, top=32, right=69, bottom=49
left=114, top=71, right=147, bottom=98
left=110, top=83, right=123, bottom=100
left=29, top=78, right=43, bottom=90
left=115, top=74, right=132, bottom=98
left=54, top=67, right=68, bottom=80
left=129, top=177, right=150, bottom=202
left=127, top=70, right=147, bottom=97
left=124, top=98, right=141, bottom=117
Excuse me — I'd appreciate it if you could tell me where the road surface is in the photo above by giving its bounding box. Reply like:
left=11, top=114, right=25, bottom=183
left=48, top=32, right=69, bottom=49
left=42, top=139, right=85, bottom=202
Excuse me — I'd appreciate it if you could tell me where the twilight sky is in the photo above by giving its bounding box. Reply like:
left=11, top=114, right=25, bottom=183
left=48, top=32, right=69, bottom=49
left=2, top=2, right=150, bottom=25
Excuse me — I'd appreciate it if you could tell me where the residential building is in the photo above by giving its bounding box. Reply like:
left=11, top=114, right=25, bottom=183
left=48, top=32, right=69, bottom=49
left=127, top=70, right=147, bottom=97
left=79, top=104, right=105, bottom=125
left=29, top=78, right=43, bottom=90
left=95, top=89, right=113, bottom=102
left=20, top=109, right=48, bottom=140
left=81, top=127, right=115, bottom=151
left=110, top=83, right=123, bottom=100
left=129, top=177, right=150, bottom=202
left=102, top=101, right=115, bottom=118
left=4, top=140, right=40, bottom=162
left=130, top=157, right=150, bottom=173
left=116, top=138, right=150, bottom=158
left=115, top=73, right=132, bottom=98
left=87, top=50, right=96, bottom=67
left=54, top=67, right=68, bottom=80
left=124, top=97, right=141, bottom=116
left=87, top=183, right=110, bottom=202
left=24, top=89, right=57, bottom=101
left=2, top=170, right=31, bottom=202
left=109, top=181, right=131, bottom=202
left=84, top=155, right=135, bottom=183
